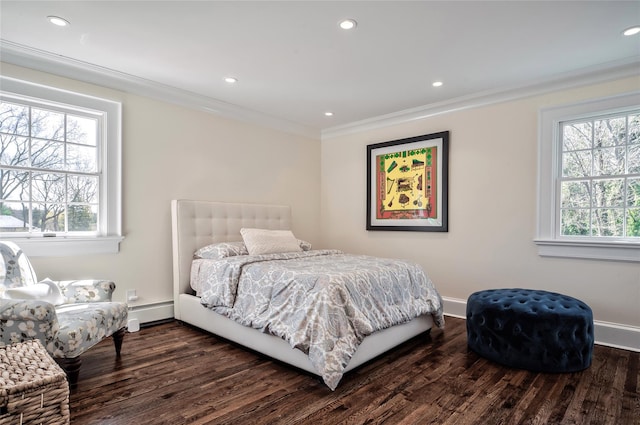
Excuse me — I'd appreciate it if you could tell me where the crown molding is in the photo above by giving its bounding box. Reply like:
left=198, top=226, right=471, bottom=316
left=2, top=41, right=637, bottom=143
left=321, top=57, right=640, bottom=140
left=0, top=41, right=320, bottom=140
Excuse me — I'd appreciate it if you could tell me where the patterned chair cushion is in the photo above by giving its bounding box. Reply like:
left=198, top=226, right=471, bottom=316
left=0, top=241, right=37, bottom=289
left=0, top=299, right=128, bottom=358
left=0, top=300, right=59, bottom=347
left=57, top=280, right=116, bottom=303
left=52, top=302, right=128, bottom=358
left=0, top=240, right=127, bottom=363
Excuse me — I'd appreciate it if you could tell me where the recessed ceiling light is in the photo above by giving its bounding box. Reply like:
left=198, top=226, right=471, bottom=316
left=224, top=77, right=237, bottom=84
left=432, top=81, right=443, bottom=87
left=47, top=16, right=70, bottom=27
left=339, top=19, right=357, bottom=30
left=325, top=112, right=334, bottom=117
left=622, top=26, right=640, bottom=36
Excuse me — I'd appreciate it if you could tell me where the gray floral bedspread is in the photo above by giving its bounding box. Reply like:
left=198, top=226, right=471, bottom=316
left=191, top=250, right=444, bottom=390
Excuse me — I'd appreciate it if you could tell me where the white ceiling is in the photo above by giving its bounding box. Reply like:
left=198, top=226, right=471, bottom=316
left=1, top=1, right=639, bottom=138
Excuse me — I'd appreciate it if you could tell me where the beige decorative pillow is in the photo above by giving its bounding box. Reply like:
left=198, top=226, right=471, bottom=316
left=1, top=278, right=65, bottom=306
left=240, top=228, right=303, bottom=255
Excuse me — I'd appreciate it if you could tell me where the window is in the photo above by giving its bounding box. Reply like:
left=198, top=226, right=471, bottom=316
left=536, top=91, right=640, bottom=262
left=0, top=76, right=122, bottom=256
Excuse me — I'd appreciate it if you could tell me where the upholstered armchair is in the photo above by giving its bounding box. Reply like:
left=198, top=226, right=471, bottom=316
left=0, top=241, right=128, bottom=386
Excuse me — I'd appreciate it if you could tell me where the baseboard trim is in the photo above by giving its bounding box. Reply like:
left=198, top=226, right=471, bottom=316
left=442, top=296, right=640, bottom=353
left=442, top=296, right=468, bottom=320
left=128, top=301, right=174, bottom=325
left=592, top=321, right=640, bottom=353
left=133, top=298, right=639, bottom=353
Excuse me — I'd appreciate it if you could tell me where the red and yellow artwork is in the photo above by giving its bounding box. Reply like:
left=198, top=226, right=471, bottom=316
left=375, top=147, right=437, bottom=220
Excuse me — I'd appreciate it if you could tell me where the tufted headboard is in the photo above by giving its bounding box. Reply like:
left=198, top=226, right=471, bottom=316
left=171, top=200, right=292, bottom=319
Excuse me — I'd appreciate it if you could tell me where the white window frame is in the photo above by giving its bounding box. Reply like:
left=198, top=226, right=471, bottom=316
left=536, top=91, right=640, bottom=262
left=0, top=76, right=123, bottom=256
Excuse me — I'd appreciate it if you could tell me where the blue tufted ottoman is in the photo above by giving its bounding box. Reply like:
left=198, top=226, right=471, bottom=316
left=466, top=288, right=594, bottom=373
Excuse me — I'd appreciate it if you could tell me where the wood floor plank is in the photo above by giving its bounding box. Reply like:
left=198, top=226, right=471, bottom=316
left=68, top=318, right=639, bottom=425
left=621, top=350, right=640, bottom=424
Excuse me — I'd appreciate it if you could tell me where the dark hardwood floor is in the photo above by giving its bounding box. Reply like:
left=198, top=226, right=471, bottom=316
left=70, top=317, right=639, bottom=425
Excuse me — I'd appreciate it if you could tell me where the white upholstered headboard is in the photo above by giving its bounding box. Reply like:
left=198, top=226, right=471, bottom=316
left=171, top=200, right=292, bottom=319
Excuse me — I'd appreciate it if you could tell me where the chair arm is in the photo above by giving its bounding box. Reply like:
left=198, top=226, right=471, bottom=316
left=56, top=280, right=116, bottom=303
left=0, top=299, right=59, bottom=347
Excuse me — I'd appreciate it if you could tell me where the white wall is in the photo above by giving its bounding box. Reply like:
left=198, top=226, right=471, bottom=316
left=320, top=76, right=640, bottom=348
left=2, top=62, right=638, bottom=349
left=0, top=63, right=321, bottom=316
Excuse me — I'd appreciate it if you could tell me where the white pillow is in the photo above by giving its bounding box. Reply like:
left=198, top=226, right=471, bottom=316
left=195, top=240, right=311, bottom=259
left=1, top=278, right=65, bottom=306
left=240, top=228, right=303, bottom=255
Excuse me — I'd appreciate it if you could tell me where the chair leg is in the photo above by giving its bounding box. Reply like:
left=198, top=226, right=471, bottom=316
left=55, top=357, right=82, bottom=388
left=55, top=328, right=125, bottom=388
left=113, top=327, right=126, bottom=356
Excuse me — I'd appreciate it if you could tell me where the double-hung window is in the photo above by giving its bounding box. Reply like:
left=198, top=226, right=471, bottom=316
left=536, top=91, right=640, bottom=262
left=0, top=76, right=122, bottom=256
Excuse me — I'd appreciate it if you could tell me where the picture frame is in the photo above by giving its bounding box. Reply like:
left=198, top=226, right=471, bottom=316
left=366, top=131, right=449, bottom=232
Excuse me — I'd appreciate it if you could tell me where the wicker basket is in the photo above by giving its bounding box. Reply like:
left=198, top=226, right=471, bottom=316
left=0, top=340, right=70, bottom=425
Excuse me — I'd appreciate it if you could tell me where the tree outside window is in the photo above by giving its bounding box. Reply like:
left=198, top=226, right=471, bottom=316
left=0, top=100, right=99, bottom=234
left=560, top=111, right=640, bottom=239
left=536, top=92, right=639, bottom=262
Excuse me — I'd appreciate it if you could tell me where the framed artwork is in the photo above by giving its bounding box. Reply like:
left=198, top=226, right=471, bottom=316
left=366, top=131, right=449, bottom=232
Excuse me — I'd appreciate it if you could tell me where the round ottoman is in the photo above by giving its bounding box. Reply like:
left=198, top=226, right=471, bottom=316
left=466, top=288, right=594, bottom=373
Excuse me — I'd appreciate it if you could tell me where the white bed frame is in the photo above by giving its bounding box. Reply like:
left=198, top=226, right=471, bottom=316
left=171, top=199, right=434, bottom=378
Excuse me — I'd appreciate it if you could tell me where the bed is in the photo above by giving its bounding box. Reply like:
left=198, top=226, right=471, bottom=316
left=171, top=199, right=444, bottom=390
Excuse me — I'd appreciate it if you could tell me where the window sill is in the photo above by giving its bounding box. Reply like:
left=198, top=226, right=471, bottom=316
left=534, top=239, right=640, bottom=262
left=8, top=236, right=124, bottom=257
